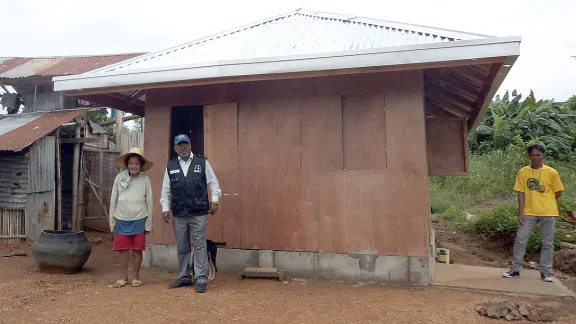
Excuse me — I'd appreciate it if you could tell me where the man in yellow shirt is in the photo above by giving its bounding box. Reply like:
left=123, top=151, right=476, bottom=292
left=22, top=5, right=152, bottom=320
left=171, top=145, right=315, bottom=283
left=503, top=144, right=564, bottom=282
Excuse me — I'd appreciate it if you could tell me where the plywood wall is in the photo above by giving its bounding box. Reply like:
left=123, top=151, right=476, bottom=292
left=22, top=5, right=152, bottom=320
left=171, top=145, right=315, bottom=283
left=426, top=118, right=468, bottom=176
left=145, top=71, right=430, bottom=257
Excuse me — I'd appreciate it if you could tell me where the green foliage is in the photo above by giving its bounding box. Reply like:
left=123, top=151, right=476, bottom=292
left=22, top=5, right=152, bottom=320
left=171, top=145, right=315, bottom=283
left=430, top=147, right=526, bottom=215
left=469, top=91, right=576, bottom=158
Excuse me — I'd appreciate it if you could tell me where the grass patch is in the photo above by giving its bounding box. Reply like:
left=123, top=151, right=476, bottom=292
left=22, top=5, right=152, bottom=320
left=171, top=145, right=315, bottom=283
left=431, top=146, right=576, bottom=253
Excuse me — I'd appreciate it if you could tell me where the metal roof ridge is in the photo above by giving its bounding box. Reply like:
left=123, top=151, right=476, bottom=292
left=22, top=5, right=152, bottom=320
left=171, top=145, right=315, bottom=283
left=84, top=9, right=303, bottom=75
left=296, top=9, right=495, bottom=38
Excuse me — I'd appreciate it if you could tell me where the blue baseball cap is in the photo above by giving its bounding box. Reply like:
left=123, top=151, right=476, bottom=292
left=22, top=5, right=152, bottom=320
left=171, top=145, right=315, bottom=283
left=174, top=134, right=190, bottom=145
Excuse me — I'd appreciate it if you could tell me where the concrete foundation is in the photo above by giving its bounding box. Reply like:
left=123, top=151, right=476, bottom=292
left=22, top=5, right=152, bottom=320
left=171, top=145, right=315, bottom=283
left=143, top=244, right=432, bottom=284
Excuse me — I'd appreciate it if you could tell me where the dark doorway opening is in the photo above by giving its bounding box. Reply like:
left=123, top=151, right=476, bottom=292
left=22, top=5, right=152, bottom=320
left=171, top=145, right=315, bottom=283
left=59, top=143, right=75, bottom=230
left=170, top=106, right=204, bottom=159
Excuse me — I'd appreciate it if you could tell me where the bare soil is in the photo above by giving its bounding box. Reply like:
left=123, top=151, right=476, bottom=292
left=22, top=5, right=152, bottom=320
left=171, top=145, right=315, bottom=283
left=1, top=232, right=576, bottom=324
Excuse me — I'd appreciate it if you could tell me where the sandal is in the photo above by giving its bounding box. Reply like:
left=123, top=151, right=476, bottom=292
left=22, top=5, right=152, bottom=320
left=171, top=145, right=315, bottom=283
left=112, top=279, right=128, bottom=288
left=131, top=279, right=143, bottom=287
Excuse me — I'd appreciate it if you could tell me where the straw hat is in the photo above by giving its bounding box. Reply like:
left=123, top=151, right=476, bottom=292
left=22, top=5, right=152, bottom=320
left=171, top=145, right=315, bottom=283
left=115, top=147, right=153, bottom=172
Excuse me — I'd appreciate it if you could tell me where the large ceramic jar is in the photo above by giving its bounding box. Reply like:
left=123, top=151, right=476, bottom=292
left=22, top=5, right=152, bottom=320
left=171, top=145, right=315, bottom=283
left=32, top=230, right=92, bottom=274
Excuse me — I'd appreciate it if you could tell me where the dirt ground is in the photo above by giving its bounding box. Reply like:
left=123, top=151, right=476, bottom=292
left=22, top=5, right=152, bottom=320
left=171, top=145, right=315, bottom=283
left=1, top=233, right=576, bottom=324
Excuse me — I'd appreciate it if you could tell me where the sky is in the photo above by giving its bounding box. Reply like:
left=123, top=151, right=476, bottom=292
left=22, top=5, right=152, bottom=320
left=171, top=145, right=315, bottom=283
left=1, top=0, right=575, bottom=107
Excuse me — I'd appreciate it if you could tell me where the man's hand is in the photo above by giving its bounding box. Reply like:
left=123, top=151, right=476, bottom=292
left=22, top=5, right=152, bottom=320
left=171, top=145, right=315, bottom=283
left=162, top=211, right=171, bottom=224
left=209, top=202, right=219, bottom=215
left=518, top=213, right=525, bottom=225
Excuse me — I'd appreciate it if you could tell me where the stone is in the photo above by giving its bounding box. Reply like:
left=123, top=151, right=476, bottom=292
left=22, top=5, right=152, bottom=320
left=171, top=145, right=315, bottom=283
left=504, top=300, right=518, bottom=312
left=540, top=312, right=554, bottom=322
left=474, top=305, right=484, bottom=313
left=519, top=306, right=530, bottom=316
left=505, top=314, right=515, bottom=321
left=510, top=310, right=521, bottom=319
left=486, top=301, right=509, bottom=319
left=526, top=311, right=541, bottom=322
left=481, top=308, right=487, bottom=316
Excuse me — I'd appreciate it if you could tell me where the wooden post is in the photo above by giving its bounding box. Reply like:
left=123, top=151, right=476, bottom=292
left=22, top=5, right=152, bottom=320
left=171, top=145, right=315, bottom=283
left=71, top=123, right=81, bottom=231
left=56, top=128, right=63, bottom=230
left=115, top=109, right=123, bottom=152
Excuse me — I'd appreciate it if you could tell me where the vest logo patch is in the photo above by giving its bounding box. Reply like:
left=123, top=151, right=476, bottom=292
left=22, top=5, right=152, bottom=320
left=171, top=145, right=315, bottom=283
left=169, top=169, right=180, bottom=174
left=194, top=165, right=202, bottom=173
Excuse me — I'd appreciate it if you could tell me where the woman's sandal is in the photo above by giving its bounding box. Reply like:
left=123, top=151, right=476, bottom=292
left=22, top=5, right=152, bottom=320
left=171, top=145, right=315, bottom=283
left=112, top=279, right=128, bottom=288
left=131, top=279, right=143, bottom=287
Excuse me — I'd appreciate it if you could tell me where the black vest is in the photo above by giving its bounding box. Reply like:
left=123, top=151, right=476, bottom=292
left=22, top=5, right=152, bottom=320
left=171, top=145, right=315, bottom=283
left=167, top=155, right=209, bottom=217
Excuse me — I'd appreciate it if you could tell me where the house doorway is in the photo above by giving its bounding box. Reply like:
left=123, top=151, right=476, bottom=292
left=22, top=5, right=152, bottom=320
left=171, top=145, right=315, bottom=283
left=59, top=143, right=76, bottom=230
left=170, top=106, right=204, bottom=159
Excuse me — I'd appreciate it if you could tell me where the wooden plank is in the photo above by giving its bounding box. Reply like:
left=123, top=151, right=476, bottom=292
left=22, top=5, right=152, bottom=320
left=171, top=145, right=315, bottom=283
left=381, top=73, right=430, bottom=256
left=236, top=99, right=303, bottom=250
left=59, top=137, right=100, bottom=144
left=142, top=100, right=174, bottom=244
left=426, top=118, right=468, bottom=176
left=342, top=93, right=387, bottom=170
left=300, top=96, right=343, bottom=171
left=56, top=130, right=63, bottom=230
left=204, top=102, right=238, bottom=173
left=216, top=173, right=243, bottom=247
left=238, top=99, right=301, bottom=172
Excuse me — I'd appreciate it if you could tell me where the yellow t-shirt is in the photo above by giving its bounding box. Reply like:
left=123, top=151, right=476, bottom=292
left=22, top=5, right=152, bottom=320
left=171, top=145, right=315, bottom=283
left=513, top=165, right=564, bottom=216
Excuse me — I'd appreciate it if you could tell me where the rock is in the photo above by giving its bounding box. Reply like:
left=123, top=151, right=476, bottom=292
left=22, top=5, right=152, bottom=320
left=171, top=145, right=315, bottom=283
left=510, top=309, right=522, bottom=319
left=540, top=312, right=554, bottom=322
left=486, top=301, right=509, bottom=319
left=504, top=300, right=518, bottom=312
left=282, top=281, right=288, bottom=285
left=519, top=306, right=530, bottom=316
left=526, top=311, right=541, bottom=322
left=505, top=314, right=515, bottom=321
left=475, top=305, right=484, bottom=313
left=481, top=308, right=487, bottom=316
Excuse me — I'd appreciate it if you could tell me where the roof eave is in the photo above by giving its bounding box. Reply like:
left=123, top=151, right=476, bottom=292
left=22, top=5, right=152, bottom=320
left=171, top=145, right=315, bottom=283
left=53, top=36, right=521, bottom=94
left=470, top=55, right=518, bottom=130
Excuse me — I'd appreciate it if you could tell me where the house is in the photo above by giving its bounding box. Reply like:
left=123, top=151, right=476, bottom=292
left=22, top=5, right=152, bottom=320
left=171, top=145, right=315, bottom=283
left=0, top=54, right=144, bottom=242
left=53, top=9, right=521, bottom=284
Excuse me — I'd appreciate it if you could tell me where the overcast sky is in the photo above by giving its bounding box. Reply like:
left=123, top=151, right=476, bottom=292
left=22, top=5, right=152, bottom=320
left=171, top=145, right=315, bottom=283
left=2, top=0, right=575, bottom=102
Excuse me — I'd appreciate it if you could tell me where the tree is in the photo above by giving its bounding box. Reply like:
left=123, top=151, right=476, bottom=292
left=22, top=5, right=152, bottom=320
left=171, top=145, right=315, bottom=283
left=470, top=91, right=576, bottom=158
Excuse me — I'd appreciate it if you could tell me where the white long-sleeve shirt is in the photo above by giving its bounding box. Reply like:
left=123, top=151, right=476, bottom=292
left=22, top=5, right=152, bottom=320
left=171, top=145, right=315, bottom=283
left=159, top=155, right=222, bottom=213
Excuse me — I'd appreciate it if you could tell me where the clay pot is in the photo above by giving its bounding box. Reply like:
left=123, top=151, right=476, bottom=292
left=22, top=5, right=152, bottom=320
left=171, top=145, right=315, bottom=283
left=32, top=230, right=92, bottom=274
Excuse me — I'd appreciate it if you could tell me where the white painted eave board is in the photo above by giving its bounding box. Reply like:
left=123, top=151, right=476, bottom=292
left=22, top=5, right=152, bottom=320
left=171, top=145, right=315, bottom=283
left=53, top=36, right=521, bottom=92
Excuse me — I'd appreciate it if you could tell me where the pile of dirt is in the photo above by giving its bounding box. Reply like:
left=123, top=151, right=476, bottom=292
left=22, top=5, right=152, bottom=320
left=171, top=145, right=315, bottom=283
left=554, top=249, right=576, bottom=275
left=475, top=300, right=562, bottom=322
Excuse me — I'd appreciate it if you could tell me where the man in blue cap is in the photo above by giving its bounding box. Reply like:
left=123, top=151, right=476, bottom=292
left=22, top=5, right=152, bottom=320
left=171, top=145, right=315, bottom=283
left=160, top=134, right=221, bottom=293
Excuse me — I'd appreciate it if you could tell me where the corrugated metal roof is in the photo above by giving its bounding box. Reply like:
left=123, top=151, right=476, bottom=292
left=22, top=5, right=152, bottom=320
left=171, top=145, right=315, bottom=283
left=0, top=53, right=144, bottom=79
left=0, top=110, right=85, bottom=152
left=92, top=9, right=491, bottom=74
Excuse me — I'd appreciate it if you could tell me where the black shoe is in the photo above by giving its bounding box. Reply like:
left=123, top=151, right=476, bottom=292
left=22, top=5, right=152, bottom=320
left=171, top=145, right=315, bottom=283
left=502, top=270, right=520, bottom=278
left=169, top=278, right=193, bottom=289
left=195, top=282, right=207, bottom=293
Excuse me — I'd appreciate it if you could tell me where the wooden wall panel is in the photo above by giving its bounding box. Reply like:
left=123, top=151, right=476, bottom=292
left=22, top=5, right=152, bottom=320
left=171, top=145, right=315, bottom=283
left=300, top=96, right=343, bottom=171
left=380, top=73, right=429, bottom=256
left=204, top=102, right=238, bottom=173
left=146, top=71, right=431, bottom=256
left=426, top=118, right=468, bottom=176
left=342, top=93, right=387, bottom=170
left=238, top=99, right=301, bottom=172
left=143, top=96, right=175, bottom=245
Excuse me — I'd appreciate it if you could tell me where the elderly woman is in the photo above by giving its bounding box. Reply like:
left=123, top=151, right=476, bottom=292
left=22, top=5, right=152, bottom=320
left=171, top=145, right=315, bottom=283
left=109, top=147, right=154, bottom=288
